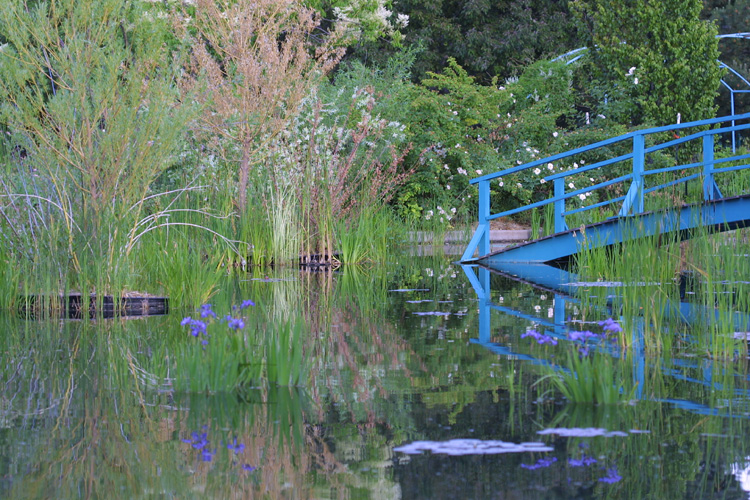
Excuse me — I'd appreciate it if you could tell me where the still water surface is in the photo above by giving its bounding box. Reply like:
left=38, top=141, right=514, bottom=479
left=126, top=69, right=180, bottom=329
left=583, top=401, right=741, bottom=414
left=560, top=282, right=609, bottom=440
left=2, top=255, right=750, bottom=499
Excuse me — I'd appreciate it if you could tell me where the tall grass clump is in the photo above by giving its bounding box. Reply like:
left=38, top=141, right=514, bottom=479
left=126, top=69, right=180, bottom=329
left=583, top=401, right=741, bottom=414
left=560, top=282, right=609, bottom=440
left=548, top=353, right=636, bottom=404
left=0, top=0, right=195, bottom=297
left=173, top=2, right=420, bottom=267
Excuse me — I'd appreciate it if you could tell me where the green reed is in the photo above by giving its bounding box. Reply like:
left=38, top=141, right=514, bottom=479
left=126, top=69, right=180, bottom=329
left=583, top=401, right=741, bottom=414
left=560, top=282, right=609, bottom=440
left=546, top=351, right=636, bottom=404
left=573, top=216, right=750, bottom=358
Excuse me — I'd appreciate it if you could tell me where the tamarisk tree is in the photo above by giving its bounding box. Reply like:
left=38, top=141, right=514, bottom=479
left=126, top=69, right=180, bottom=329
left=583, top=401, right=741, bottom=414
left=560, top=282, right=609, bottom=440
left=181, top=0, right=345, bottom=215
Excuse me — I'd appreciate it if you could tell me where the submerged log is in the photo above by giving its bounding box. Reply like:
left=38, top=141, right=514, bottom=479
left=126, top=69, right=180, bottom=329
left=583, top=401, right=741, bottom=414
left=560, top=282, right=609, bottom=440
left=19, top=293, right=169, bottom=320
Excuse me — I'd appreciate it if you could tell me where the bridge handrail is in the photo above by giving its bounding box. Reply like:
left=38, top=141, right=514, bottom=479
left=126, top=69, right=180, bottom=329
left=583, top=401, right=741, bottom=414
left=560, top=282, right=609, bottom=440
left=471, top=113, right=750, bottom=186
left=462, top=113, right=750, bottom=262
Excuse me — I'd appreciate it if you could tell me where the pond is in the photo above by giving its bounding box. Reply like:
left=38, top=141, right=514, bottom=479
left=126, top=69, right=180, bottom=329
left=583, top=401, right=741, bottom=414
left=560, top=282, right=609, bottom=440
left=2, top=253, right=750, bottom=499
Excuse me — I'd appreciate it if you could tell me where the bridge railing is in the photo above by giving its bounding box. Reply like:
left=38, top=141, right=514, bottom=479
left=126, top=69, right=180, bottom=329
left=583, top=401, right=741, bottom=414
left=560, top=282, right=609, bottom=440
left=462, top=113, right=750, bottom=262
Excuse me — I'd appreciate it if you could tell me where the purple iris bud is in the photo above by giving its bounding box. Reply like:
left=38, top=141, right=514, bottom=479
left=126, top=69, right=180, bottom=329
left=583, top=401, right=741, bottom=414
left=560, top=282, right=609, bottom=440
left=201, top=449, right=215, bottom=462
left=201, top=339, right=209, bottom=345
left=241, top=464, right=256, bottom=471
left=598, top=467, right=622, bottom=483
left=181, top=316, right=192, bottom=326
left=578, top=345, right=590, bottom=357
left=240, top=299, right=255, bottom=309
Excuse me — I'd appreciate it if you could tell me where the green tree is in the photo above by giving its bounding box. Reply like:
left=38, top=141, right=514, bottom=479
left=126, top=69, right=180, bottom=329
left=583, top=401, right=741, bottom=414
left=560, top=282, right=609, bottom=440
left=345, top=0, right=579, bottom=84
left=571, top=0, right=724, bottom=126
left=710, top=1, right=750, bottom=116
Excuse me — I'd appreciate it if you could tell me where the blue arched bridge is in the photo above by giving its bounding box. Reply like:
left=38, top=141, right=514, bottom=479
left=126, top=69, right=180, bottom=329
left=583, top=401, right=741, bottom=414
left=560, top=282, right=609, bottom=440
left=461, top=113, right=750, bottom=264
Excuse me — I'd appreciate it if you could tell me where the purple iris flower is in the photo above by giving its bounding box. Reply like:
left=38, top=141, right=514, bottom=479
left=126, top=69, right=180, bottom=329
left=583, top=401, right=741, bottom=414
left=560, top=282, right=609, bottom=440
left=598, top=318, right=623, bottom=334
left=227, top=438, right=246, bottom=453
left=227, top=317, right=245, bottom=330
left=537, top=335, right=558, bottom=345
left=521, top=329, right=542, bottom=340
left=521, top=457, right=558, bottom=470
left=598, top=467, right=622, bottom=483
left=568, top=330, right=599, bottom=342
left=568, top=455, right=597, bottom=467
left=522, top=329, right=557, bottom=345
left=200, top=449, right=215, bottom=462
left=200, top=304, right=218, bottom=319
left=242, top=464, right=256, bottom=472
left=240, top=299, right=255, bottom=309
left=184, top=319, right=207, bottom=337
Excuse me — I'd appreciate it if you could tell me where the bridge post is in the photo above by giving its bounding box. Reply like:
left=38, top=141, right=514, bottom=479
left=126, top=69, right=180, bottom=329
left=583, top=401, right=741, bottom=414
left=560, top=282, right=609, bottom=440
left=554, top=178, right=567, bottom=233
left=633, top=134, right=645, bottom=213
left=703, top=134, right=722, bottom=201
left=478, top=180, right=490, bottom=257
